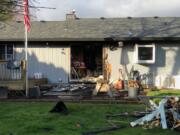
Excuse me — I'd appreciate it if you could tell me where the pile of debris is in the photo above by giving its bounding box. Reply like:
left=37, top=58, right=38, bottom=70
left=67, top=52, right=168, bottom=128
left=43, top=83, right=94, bottom=100
left=130, top=96, right=180, bottom=130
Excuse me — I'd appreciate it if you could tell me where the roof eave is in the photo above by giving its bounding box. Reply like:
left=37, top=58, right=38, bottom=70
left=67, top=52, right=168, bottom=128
left=1, top=37, right=180, bottom=42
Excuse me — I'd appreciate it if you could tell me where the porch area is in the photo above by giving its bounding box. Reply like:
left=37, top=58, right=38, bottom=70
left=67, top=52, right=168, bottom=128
left=0, top=61, right=48, bottom=91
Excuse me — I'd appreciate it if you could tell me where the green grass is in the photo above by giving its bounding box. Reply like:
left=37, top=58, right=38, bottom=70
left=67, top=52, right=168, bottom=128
left=147, top=89, right=180, bottom=97
left=0, top=102, right=179, bottom=135
left=147, top=89, right=180, bottom=103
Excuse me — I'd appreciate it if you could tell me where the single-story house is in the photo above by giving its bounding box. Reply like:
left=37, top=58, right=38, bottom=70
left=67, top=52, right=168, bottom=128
left=0, top=13, right=180, bottom=89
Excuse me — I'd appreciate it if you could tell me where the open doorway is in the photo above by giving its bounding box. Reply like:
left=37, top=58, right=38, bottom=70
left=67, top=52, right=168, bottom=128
left=71, top=44, right=103, bottom=81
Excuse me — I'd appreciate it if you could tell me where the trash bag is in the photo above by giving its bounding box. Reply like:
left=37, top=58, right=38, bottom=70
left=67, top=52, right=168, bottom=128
left=7, top=60, right=21, bottom=70
left=50, top=101, right=68, bottom=115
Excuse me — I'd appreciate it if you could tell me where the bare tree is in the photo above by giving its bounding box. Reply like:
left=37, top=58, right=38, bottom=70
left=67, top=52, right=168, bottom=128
left=0, top=0, right=55, bottom=21
left=0, top=0, right=15, bottom=20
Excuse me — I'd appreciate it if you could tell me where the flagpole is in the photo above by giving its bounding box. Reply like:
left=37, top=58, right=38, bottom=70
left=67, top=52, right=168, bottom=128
left=25, top=26, right=28, bottom=97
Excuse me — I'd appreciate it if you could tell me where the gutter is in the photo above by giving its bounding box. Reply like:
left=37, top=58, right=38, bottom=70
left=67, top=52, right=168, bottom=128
left=0, top=37, right=180, bottom=42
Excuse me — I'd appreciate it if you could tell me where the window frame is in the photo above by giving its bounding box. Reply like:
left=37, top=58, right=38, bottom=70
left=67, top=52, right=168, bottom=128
left=0, top=44, right=14, bottom=61
left=134, top=44, right=156, bottom=64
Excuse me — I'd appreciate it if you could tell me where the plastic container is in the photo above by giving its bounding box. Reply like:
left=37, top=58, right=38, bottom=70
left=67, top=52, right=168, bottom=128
left=29, top=86, right=40, bottom=98
left=0, top=87, right=8, bottom=99
left=128, top=87, right=138, bottom=98
left=34, top=73, right=43, bottom=79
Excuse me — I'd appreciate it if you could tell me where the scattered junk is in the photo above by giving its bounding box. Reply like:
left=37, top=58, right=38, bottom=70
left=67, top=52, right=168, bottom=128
left=127, top=80, right=139, bottom=98
left=81, top=77, right=99, bottom=83
left=43, top=83, right=94, bottom=100
left=130, top=96, right=180, bottom=130
left=93, top=76, right=110, bottom=95
left=92, top=52, right=111, bottom=96
left=105, top=96, right=180, bottom=131
left=93, top=65, right=151, bottom=98
left=130, top=98, right=168, bottom=129
left=127, top=70, right=143, bottom=98
left=92, top=67, right=145, bottom=98
left=126, top=69, right=153, bottom=98
left=0, top=86, right=8, bottom=99
left=50, top=101, right=69, bottom=115
left=35, top=63, right=152, bottom=100
left=112, top=68, right=124, bottom=91
left=28, top=86, right=41, bottom=98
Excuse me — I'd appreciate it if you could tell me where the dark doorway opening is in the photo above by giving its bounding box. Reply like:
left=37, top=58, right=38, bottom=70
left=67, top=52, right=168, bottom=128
left=71, top=44, right=103, bottom=81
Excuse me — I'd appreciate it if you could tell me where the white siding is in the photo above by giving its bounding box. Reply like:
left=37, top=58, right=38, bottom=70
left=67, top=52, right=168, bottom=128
left=15, top=45, right=70, bottom=83
left=108, top=46, right=122, bottom=82
left=108, top=42, right=180, bottom=89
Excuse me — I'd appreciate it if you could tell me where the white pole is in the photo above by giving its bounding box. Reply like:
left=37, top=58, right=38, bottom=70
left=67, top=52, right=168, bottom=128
left=25, top=26, right=28, bottom=97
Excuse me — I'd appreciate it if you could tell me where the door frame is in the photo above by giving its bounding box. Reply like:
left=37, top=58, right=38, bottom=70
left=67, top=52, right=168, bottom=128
left=68, top=44, right=104, bottom=82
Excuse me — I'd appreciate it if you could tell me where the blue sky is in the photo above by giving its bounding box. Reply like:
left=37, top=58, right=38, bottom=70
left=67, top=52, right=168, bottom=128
left=33, top=0, right=180, bottom=20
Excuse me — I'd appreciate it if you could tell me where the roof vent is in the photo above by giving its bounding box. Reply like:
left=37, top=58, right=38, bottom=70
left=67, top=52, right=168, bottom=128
left=40, top=20, right=46, bottom=23
left=16, top=20, right=22, bottom=23
left=100, top=17, right=105, bottom=20
left=154, top=16, right=159, bottom=19
left=127, top=17, right=132, bottom=19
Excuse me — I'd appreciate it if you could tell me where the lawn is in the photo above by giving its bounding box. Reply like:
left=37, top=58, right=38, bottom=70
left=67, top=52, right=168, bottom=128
left=146, top=89, right=180, bottom=103
left=147, top=89, right=180, bottom=96
left=0, top=102, right=179, bottom=135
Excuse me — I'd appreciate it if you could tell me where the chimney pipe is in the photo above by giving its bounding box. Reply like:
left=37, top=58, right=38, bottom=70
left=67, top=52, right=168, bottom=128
left=66, top=10, right=77, bottom=21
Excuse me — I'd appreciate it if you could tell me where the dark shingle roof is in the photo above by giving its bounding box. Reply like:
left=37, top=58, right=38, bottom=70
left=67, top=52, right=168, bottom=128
left=1, top=17, right=180, bottom=41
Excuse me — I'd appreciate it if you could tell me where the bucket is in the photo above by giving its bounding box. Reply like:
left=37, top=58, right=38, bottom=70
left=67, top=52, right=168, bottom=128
left=29, top=86, right=40, bottom=98
left=128, top=87, right=138, bottom=98
left=0, top=87, right=8, bottom=99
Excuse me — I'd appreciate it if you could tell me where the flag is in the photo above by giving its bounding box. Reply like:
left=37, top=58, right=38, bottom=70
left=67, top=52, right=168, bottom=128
left=23, top=0, right=30, bottom=32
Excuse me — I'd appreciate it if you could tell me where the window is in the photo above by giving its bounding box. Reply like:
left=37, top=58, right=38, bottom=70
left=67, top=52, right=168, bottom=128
left=134, top=44, right=155, bottom=64
left=0, top=46, right=5, bottom=60
left=0, top=45, right=14, bottom=61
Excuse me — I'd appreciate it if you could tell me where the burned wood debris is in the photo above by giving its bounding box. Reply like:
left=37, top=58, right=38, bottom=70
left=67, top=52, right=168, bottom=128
left=39, top=67, right=150, bottom=100
left=106, top=96, right=180, bottom=131
left=130, top=97, right=180, bottom=130
left=43, top=83, right=94, bottom=100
